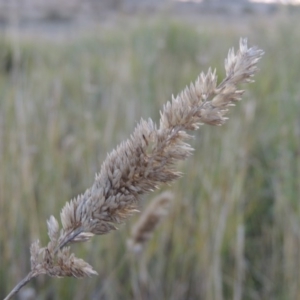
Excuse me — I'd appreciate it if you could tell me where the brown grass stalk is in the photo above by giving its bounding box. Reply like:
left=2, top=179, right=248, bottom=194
left=4, top=38, right=263, bottom=300
left=127, top=191, right=173, bottom=300
left=127, top=191, right=173, bottom=254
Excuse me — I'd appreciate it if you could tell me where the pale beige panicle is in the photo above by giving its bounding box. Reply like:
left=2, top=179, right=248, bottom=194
left=127, top=191, right=173, bottom=253
left=58, top=38, right=263, bottom=246
left=4, top=38, right=263, bottom=300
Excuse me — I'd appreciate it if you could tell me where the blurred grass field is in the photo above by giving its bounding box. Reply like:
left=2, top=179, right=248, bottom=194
left=1, top=11, right=300, bottom=300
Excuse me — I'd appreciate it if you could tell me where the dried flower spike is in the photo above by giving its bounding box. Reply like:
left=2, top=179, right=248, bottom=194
left=5, top=38, right=263, bottom=300
left=58, top=38, right=263, bottom=247
left=127, top=191, right=173, bottom=253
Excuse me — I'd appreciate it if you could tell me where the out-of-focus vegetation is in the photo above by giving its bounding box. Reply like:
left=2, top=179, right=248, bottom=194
left=1, top=12, right=300, bottom=300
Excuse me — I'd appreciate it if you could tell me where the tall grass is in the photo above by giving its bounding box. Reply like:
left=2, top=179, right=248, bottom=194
left=1, top=13, right=300, bottom=299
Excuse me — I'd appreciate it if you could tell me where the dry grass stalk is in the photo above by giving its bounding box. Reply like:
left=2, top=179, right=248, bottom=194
left=127, top=191, right=173, bottom=300
left=127, top=191, right=173, bottom=254
left=5, top=38, right=263, bottom=300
